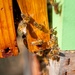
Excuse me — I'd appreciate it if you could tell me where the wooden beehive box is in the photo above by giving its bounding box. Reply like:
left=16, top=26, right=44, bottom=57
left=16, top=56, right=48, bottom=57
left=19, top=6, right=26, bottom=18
left=17, top=0, right=50, bottom=52
left=0, top=0, right=18, bottom=58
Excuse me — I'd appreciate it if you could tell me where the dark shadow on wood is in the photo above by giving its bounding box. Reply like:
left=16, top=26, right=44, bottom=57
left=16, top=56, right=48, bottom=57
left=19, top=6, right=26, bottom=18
left=27, top=24, right=38, bottom=39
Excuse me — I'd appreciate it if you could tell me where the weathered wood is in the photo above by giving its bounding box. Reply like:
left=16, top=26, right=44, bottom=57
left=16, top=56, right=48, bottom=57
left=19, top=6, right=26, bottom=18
left=49, top=51, right=75, bottom=75
left=17, top=0, right=50, bottom=52
left=0, top=0, right=18, bottom=58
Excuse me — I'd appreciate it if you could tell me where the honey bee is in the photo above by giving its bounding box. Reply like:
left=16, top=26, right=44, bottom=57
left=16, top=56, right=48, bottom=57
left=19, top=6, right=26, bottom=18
left=53, top=3, right=60, bottom=14
left=49, top=0, right=55, bottom=6
left=51, top=55, right=60, bottom=62
left=21, top=13, right=31, bottom=23
left=31, top=40, right=43, bottom=46
left=42, top=57, right=49, bottom=65
left=35, top=50, right=43, bottom=57
left=33, top=22, right=43, bottom=30
left=35, top=49, right=50, bottom=65
left=51, top=49, right=59, bottom=55
left=49, top=0, right=60, bottom=14
left=47, top=52, right=53, bottom=59
left=41, top=68, right=49, bottom=75
left=21, top=13, right=43, bottom=31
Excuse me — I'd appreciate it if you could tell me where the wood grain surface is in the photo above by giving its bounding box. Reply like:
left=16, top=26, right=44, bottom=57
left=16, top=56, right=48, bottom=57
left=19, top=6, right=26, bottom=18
left=0, top=0, right=18, bottom=58
left=17, top=0, right=50, bottom=52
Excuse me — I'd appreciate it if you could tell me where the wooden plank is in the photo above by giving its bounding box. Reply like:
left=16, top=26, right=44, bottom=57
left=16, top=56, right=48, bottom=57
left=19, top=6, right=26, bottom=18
left=3, top=0, right=16, bottom=47
left=17, top=0, right=50, bottom=52
left=0, top=0, right=11, bottom=48
left=0, top=16, right=5, bottom=57
left=4, top=0, right=18, bottom=55
left=0, top=0, right=18, bottom=58
left=0, top=15, right=5, bottom=50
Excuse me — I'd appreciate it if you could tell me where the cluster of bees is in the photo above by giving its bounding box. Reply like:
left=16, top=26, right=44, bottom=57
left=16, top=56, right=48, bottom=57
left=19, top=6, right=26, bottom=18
left=21, top=13, right=43, bottom=31
left=17, top=13, right=44, bottom=48
left=17, top=13, right=60, bottom=75
left=33, top=27, right=60, bottom=75
left=35, top=27, right=60, bottom=66
left=18, top=14, right=60, bottom=66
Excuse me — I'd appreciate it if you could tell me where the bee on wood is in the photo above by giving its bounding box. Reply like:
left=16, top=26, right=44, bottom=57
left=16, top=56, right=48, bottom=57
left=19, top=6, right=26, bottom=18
left=31, top=40, right=43, bottom=46
left=21, top=13, right=43, bottom=31
left=33, top=22, right=43, bottom=30
left=21, top=13, right=31, bottom=24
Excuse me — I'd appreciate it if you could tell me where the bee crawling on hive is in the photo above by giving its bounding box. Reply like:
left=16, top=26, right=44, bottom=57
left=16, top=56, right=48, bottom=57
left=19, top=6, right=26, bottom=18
left=21, top=13, right=44, bottom=31
left=33, top=21, right=43, bottom=30
left=49, top=27, right=60, bottom=61
left=49, top=0, right=61, bottom=14
left=21, top=13, right=31, bottom=24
